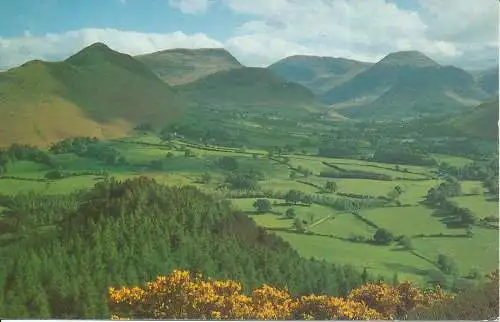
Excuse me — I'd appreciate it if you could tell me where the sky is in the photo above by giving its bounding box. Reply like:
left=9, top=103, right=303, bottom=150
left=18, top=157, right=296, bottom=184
left=0, top=0, right=498, bottom=71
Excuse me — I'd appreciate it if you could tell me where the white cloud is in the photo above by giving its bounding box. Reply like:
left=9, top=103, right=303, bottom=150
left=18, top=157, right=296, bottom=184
left=169, top=0, right=212, bottom=14
left=222, top=0, right=498, bottom=69
left=0, top=28, right=223, bottom=70
left=0, top=0, right=497, bottom=71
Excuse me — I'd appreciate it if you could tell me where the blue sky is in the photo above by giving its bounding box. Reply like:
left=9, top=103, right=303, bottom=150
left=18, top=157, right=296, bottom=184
left=0, top=0, right=498, bottom=70
left=0, top=0, right=247, bottom=39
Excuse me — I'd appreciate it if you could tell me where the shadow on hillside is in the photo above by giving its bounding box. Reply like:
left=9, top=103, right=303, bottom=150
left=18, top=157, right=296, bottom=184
left=409, top=250, right=438, bottom=269
left=430, top=208, right=469, bottom=229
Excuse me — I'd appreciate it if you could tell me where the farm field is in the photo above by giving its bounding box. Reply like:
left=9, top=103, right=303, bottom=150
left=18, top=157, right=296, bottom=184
left=0, top=134, right=498, bottom=287
left=449, top=195, right=499, bottom=218
left=273, top=231, right=437, bottom=284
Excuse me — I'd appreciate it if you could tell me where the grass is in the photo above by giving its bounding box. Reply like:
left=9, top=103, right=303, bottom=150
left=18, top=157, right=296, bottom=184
left=310, top=212, right=376, bottom=238
left=431, top=154, right=474, bottom=167
left=459, top=180, right=487, bottom=194
left=449, top=195, right=499, bottom=218
left=287, top=156, right=429, bottom=180
left=249, top=214, right=294, bottom=230
left=136, top=48, right=242, bottom=85
left=273, top=231, right=435, bottom=283
left=176, top=67, right=319, bottom=113
left=5, top=161, right=51, bottom=179
left=360, top=206, right=449, bottom=236
left=0, top=176, right=102, bottom=195
left=234, top=198, right=333, bottom=220
left=0, top=44, right=185, bottom=147
left=411, top=227, right=499, bottom=276
left=304, top=177, right=440, bottom=205
left=263, top=179, right=319, bottom=194
left=0, top=134, right=497, bottom=286
left=292, top=155, right=433, bottom=176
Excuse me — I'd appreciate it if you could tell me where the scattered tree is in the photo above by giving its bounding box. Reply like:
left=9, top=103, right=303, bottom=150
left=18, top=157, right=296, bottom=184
left=253, top=199, right=272, bottom=213
left=285, top=208, right=296, bottom=219
left=285, top=190, right=303, bottom=205
left=399, top=235, right=413, bottom=250
left=217, top=156, right=239, bottom=171
left=325, top=181, right=338, bottom=193
left=436, top=254, right=457, bottom=275
left=373, top=228, right=394, bottom=245
left=293, top=218, right=305, bottom=233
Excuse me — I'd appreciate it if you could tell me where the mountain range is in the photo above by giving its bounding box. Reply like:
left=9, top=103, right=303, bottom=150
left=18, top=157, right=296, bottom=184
left=0, top=43, right=497, bottom=146
left=282, top=51, right=491, bottom=119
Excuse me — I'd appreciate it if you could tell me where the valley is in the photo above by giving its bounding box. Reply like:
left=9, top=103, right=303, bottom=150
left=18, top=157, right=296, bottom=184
left=0, top=42, right=498, bottom=319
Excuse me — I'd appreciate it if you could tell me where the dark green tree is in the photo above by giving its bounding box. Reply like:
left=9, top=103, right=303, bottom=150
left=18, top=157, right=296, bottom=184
left=253, top=199, right=272, bottom=213
left=373, top=228, right=394, bottom=245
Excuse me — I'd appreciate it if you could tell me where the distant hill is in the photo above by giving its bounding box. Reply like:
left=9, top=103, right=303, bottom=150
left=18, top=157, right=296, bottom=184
left=321, top=51, right=489, bottom=119
left=476, top=67, right=499, bottom=96
left=268, top=55, right=372, bottom=95
left=446, top=97, right=499, bottom=140
left=136, top=48, right=243, bottom=85
left=175, top=67, right=323, bottom=113
left=0, top=43, right=187, bottom=147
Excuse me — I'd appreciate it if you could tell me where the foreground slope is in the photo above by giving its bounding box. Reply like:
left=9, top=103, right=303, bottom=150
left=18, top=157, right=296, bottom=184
left=446, top=97, right=499, bottom=140
left=0, top=43, right=187, bottom=147
left=321, top=51, right=489, bottom=119
left=136, top=48, right=243, bottom=85
left=268, top=55, right=372, bottom=95
left=175, top=67, right=322, bottom=113
left=0, top=177, right=365, bottom=318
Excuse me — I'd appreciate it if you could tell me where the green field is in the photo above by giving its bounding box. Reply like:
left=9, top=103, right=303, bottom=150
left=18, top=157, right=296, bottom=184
left=450, top=195, right=499, bottom=218
left=273, top=232, right=436, bottom=283
left=0, top=134, right=498, bottom=286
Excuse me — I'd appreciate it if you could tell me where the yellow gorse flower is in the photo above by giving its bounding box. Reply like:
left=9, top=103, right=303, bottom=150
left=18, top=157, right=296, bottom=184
left=108, top=269, right=458, bottom=320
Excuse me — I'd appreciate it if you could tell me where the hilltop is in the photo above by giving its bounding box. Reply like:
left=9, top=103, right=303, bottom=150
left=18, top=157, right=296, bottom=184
left=446, top=97, right=499, bottom=140
left=321, top=51, right=489, bottom=119
left=175, top=67, right=322, bottom=113
left=0, top=43, right=188, bottom=147
left=136, top=48, right=243, bottom=85
left=268, top=55, right=372, bottom=94
left=376, top=50, right=440, bottom=68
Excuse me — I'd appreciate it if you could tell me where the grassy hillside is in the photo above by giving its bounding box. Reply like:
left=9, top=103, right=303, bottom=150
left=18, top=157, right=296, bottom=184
left=268, top=55, right=372, bottom=94
left=0, top=43, right=188, bottom=147
left=321, top=51, right=489, bottom=119
left=476, top=67, right=499, bottom=96
left=136, top=48, right=243, bottom=85
left=446, top=98, right=499, bottom=140
left=175, top=67, right=322, bottom=113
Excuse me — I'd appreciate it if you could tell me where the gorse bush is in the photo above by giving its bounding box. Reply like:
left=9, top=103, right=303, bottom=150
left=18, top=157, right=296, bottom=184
left=109, top=269, right=458, bottom=320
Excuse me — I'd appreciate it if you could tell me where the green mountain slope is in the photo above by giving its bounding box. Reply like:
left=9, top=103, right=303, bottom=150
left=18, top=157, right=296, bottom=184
left=175, top=67, right=322, bottom=113
left=322, top=51, right=489, bottom=119
left=0, top=43, right=187, bottom=147
left=476, top=67, right=499, bottom=96
left=268, top=55, right=372, bottom=95
left=446, top=97, right=499, bottom=140
left=136, top=48, right=243, bottom=85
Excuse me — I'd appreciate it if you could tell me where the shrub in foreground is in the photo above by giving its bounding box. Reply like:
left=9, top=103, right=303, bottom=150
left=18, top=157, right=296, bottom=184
left=109, top=269, right=456, bottom=320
